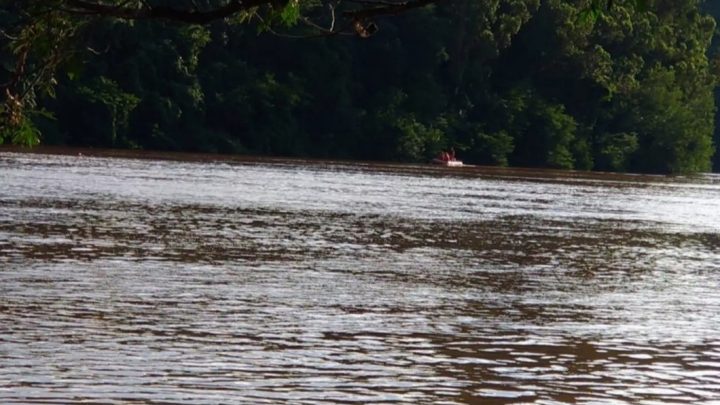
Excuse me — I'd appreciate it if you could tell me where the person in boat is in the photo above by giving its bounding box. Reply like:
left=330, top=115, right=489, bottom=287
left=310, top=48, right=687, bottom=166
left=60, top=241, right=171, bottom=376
left=449, top=148, right=456, bottom=162
left=437, top=151, right=449, bottom=161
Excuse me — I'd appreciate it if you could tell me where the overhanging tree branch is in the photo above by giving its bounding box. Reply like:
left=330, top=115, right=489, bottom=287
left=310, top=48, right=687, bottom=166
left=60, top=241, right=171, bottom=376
left=343, top=0, right=439, bottom=20
left=60, top=0, right=442, bottom=25
left=63, top=0, right=271, bottom=24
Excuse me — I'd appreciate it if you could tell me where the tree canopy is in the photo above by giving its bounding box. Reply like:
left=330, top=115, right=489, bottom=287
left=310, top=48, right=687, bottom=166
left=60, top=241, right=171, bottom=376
left=1, top=0, right=717, bottom=174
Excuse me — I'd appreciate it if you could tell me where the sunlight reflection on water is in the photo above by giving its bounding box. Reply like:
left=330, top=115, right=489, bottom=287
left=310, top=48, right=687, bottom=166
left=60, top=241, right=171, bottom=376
left=1, top=151, right=719, bottom=404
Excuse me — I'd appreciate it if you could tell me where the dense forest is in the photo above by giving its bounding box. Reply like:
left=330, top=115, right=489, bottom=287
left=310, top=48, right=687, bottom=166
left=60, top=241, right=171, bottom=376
left=2, top=0, right=719, bottom=174
left=707, top=0, right=720, bottom=172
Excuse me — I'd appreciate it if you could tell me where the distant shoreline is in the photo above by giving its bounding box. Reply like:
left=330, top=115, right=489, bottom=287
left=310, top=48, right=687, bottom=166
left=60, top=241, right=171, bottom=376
left=3, top=146, right=709, bottom=187
left=0, top=145, right=720, bottom=183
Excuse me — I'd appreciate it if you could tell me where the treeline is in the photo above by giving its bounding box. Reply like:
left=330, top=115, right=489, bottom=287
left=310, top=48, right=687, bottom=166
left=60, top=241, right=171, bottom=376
left=706, top=0, right=720, bottom=172
left=15, top=0, right=720, bottom=173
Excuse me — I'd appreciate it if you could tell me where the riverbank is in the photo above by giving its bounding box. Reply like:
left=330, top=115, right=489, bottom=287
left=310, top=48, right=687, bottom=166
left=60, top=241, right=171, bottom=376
left=2, top=145, right=703, bottom=186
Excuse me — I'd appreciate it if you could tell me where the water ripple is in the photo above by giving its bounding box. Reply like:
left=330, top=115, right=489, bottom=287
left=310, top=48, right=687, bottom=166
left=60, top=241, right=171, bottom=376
left=1, top=151, right=720, bottom=403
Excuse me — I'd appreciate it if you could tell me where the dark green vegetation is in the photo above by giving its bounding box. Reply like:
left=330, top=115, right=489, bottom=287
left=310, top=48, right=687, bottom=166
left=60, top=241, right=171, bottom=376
left=1, top=0, right=719, bottom=173
left=706, top=0, right=720, bottom=172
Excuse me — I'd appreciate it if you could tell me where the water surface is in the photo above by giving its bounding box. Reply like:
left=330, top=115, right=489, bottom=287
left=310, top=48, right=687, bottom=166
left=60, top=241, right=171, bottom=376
left=1, top=150, right=720, bottom=404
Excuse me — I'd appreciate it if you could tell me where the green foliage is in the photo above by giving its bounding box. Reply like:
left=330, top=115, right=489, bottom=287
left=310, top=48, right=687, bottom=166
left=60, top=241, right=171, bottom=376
left=572, top=134, right=594, bottom=170
left=597, top=132, right=638, bottom=171
left=702, top=0, right=720, bottom=172
left=279, top=0, right=301, bottom=27
left=256, top=0, right=302, bottom=32
left=393, top=115, right=446, bottom=161
left=487, top=0, right=717, bottom=173
left=76, top=77, right=140, bottom=146
left=475, top=130, right=515, bottom=166
left=540, top=102, right=578, bottom=169
left=628, top=66, right=714, bottom=173
left=1, top=0, right=718, bottom=174
left=0, top=113, right=41, bottom=147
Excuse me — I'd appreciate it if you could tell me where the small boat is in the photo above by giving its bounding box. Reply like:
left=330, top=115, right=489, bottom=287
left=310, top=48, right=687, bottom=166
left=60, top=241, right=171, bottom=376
left=432, top=158, right=464, bottom=167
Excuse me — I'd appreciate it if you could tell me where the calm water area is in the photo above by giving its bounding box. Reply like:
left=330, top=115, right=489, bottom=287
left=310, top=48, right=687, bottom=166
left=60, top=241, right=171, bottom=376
left=1, top=149, right=720, bottom=404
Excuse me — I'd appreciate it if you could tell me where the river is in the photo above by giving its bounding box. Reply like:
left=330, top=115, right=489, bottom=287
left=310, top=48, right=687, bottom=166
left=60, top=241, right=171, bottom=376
left=1, top=150, right=719, bottom=404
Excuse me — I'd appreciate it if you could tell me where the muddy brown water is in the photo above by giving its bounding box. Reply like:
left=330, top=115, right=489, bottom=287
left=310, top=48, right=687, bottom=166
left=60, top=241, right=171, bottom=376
left=1, top=150, right=719, bottom=404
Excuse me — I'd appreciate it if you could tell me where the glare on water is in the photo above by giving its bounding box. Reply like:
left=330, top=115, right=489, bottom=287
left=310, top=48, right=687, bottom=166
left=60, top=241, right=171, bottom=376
left=1, top=150, right=719, bottom=404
